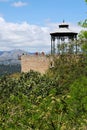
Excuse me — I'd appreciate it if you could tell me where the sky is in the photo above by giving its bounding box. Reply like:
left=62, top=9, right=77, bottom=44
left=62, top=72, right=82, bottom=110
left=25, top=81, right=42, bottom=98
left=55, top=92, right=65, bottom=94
left=0, top=0, right=87, bottom=52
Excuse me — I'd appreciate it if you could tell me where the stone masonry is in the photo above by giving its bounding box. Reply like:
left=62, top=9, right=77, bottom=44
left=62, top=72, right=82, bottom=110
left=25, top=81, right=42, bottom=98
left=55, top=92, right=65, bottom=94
left=21, top=54, right=51, bottom=74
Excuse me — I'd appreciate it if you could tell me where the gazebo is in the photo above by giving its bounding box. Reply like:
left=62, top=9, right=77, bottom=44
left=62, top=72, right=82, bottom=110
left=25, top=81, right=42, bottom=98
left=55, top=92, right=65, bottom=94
left=50, top=21, right=78, bottom=54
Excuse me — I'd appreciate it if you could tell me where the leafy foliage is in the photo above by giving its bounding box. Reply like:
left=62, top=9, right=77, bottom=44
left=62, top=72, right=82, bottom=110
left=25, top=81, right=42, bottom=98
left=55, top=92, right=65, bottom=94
left=78, top=19, right=87, bottom=28
left=0, top=50, right=87, bottom=129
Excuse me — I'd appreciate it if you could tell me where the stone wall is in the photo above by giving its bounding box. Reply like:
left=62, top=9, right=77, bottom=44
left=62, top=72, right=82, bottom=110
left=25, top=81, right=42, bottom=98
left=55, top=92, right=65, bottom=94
left=21, top=54, right=51, bottom=74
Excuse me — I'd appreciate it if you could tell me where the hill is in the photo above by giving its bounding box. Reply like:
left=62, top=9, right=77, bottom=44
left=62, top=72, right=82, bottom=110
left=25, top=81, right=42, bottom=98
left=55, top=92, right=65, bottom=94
left=0, top=49, right=28, bottom=65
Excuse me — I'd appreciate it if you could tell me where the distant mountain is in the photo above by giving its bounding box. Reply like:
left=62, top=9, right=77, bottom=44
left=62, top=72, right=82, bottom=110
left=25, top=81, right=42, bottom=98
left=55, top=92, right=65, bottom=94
left=0, top=49, right=29, bottom=65
left=0, top=51, right=4, bottom=55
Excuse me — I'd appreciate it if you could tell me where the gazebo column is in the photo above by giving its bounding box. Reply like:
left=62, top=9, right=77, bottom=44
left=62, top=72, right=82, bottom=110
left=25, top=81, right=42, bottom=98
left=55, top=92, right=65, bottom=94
left=57, top=37, right=60, bottom=54
left=51, top=36, right=53, bottom=54
left=75, top=36, right=78, bottom=54
left=67, top=37, right=72, bottom=53
left=51, top=36, right=55, bottom=54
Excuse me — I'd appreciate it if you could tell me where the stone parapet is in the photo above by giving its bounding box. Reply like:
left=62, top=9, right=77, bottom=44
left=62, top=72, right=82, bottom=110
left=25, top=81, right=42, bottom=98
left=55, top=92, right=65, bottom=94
left=21, top=54, right=51, bottom=74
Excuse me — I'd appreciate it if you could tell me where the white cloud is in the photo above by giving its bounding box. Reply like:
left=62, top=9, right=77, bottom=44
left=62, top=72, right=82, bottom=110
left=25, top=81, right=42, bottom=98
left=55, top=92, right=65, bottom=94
left=68, top=23, right=84, bottom=33
left=12, top=1, right=28, bottom=7
left=0, top=17, right=50, bottom=52
left=0, top=17, right=85, bottom=52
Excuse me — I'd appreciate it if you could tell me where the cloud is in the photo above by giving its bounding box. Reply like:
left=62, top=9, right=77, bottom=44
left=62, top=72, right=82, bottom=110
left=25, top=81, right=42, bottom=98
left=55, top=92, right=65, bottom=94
left=0, top=17, right=50, bottom=52
left=12, top=1, right=28, bottom=7
left=0, top=17, right=85, bottom=52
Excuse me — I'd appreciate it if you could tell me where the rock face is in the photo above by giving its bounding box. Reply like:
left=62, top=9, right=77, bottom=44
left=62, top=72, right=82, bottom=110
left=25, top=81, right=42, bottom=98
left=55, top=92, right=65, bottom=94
left=21, top=54, right=51, bottom=74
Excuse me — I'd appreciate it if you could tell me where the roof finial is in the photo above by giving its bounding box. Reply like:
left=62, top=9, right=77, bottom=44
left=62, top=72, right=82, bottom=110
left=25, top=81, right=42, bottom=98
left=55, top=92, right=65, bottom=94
left=63, top=20, right=65, bottom=23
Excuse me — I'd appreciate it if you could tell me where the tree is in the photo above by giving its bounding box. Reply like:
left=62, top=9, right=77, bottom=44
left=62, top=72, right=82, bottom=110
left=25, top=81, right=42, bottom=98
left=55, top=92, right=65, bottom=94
left=78, top=0, right=87, bottom=27
left=78, top=0, right=87, bottom=52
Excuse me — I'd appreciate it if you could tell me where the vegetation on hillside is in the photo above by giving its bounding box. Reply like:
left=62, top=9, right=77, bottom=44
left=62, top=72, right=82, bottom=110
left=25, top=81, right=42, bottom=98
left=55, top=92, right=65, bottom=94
left=0, top=50, right=87, bottom=129
left=0, top=64, right=21, bottom=76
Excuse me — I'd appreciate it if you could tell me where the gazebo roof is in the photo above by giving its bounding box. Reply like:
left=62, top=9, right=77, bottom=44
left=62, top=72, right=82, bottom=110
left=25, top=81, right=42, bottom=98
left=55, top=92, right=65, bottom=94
left=50, top=22, right=78, bottom=37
